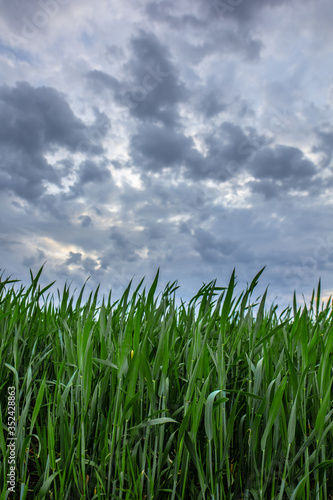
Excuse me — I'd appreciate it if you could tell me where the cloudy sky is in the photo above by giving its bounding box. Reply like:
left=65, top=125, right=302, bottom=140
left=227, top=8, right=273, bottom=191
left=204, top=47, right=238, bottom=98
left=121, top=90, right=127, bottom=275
left=0, top=0, right=332, bottom=309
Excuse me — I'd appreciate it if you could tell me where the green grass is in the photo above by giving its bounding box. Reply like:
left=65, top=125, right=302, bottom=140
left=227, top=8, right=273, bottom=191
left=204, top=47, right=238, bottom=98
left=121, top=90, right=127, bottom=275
left=0, top=266, right=332, bottom=499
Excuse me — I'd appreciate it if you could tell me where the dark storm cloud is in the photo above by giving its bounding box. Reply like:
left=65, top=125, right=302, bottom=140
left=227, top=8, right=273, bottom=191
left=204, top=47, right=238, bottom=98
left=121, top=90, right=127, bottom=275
left=124, top=30, right=188, bottom=126
left=0, top=82, right=106, bottom=154
left=130, top=121, right=268, bottom=180
left=203, top=122, right=261, bottom=176
left=250, top=146, right=316, bottom=181
left=246, top=145, right=320, bottom=199
left=0, top=81, right=106, bottom=201
left=0, top=82, right=85, bottom=152
left=0, top=146, right=58, bottom=200
left=86, top=31, right=187, bottom=126
left=129, top=119, right=322, bottom=200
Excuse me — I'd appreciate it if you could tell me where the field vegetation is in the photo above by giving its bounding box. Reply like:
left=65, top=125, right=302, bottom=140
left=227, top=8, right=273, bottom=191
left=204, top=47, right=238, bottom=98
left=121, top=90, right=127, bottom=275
left=0, top=267, right=332, bottom=499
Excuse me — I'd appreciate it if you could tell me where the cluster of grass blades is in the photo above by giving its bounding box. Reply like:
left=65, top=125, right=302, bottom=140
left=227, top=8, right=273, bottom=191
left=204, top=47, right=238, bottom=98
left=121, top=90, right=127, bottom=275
left=0, top=266, right=332, bottom=499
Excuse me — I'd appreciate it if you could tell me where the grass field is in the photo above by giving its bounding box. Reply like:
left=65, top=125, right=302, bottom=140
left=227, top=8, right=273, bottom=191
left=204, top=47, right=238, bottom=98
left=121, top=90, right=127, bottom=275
left=0, top=266, right=333, bottom=499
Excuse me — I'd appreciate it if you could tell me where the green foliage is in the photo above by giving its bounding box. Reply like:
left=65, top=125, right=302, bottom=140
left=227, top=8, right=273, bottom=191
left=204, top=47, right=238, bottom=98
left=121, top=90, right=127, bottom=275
left=0, top=267, right=332, bottom=499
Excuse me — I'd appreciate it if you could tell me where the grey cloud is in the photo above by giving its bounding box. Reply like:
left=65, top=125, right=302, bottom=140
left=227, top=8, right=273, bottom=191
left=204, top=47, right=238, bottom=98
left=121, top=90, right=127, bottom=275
left=109, top=228, right=130, bottom=246
left=250, top=145, right=316, bottom=180
left=206, top=122, right=254, bottom=165
left=196, top=91, right=227, bottom=118
left=79, top=215, right=93, bottom=228
left=82, top=256, right=100, bottom=274
left=130, top=123, right=197, bottom=172
left=146, top=2, right=263, bottom=62
left=0, top=146, right=58, bottom=200
left=124, top=30, right=188, bottom=126
left=144, top=221, right=170, bottom=240
left=130, top=121, right=268, bottom=181
left=66, top=251, right=82, bottom=265
left=54, top=158, right=75, bottom=178
left=244, top=37, right=263, bottom=61
left=146, top=2, right=207, bottom=30
left=0, top=0, right=72, bottom=30
left=0, top=82, right=87, bottom=151
left=145, top=0, right=281, bottom=31
left=108, top=227, right=141, bottom=262
left=97, top=229, right=140, bottom=270
left=179, top=222, right=191, bottom=235
left=193, top=228, right=235, bottom=264
left=248, top=179, right=281, bottom=200
left=0, top=82, right=106, bottom=202
left=78, top=159, right=111, bottom=184
left=1, top=0, right=332, bottom=315
left=22, top=248, right=46, bottom=268
left=207, top=29, right=263, bottom=61
left=104, top=44, right=125, bottom=62
left=37, top=193, right=70, bottom=221
left=86, top=70, right=121, bottom=96
left=201, top=0, right=289, bottom=25
left=86, top=31, right=187, bottom=126
left=196, top=122, right=268, bottom=181
left=0, top=0, right=56, bottom=31
left=312, top=127, right=333, bottom=168
left=246, top=145, right=320, bottom=199
left=90, top=108, right=111, bottom=135
left=129, top=120, right=323, bottom=201
left=64, top=251, right=100, bottom=276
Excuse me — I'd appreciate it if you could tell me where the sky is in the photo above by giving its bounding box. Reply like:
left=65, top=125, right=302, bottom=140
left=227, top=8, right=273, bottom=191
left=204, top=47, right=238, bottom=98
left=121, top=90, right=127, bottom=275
left=0, top=0, right=332, bottom=310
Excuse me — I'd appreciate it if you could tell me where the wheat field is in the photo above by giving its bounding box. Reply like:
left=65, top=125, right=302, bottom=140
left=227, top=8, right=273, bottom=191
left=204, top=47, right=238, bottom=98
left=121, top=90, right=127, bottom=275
left=0, top=267, right=332, bottom=499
